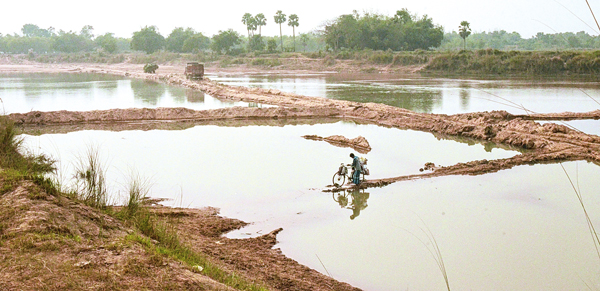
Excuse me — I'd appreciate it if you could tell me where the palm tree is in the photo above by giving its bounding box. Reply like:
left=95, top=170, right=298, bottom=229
left=255, top=13, right=267, bottom=35
left=242, top=13, right=255, bottom=38
left=459, top=21, right=471, bottom=50
left=288, top=14, right=299, bottom=52
left=274, top=10, right=287, bottom=52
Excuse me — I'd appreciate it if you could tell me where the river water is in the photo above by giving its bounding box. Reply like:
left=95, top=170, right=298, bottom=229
left=5, top=72, right=600, bottom=290
left=208, top=73, right=600, bottom=135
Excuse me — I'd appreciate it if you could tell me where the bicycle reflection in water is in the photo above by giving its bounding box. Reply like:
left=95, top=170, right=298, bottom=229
left=332, top=188, right=370, bottom=220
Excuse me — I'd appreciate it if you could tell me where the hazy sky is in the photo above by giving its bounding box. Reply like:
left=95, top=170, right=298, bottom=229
left=2, top=0, right=599, bottom=39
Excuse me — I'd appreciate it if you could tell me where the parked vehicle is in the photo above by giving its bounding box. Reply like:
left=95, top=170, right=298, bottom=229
left=185, top=62, right=204, bottom=80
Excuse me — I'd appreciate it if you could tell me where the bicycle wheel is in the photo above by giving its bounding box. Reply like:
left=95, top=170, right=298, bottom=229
left=332, top=172, right=345, bottom=186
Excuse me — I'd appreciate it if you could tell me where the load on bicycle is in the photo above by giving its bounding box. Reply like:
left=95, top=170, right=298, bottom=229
left=332, top=153, right=369, bottom=187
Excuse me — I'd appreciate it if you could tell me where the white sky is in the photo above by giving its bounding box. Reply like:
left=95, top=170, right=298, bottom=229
left=2, top=0, right=599, bottom=39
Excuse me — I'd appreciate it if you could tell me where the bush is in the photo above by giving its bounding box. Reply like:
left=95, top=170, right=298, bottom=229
left=143, top=63, right=159, bottom=73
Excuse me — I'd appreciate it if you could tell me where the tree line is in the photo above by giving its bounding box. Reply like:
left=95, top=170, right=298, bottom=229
left=0, top=10, right=303, bottom=56
left=440, top=29, right=600, bottom=51
left=322, top=9, right=444, bottom=51
left=2, top=10, right=600, bottom=56
left=0, top=24, right=129, bottom=54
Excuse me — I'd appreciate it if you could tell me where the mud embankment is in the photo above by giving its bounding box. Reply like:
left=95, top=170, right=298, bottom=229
left=303, top=135, right=372, bottom=154
left=7, top=65, right=600, bottom=189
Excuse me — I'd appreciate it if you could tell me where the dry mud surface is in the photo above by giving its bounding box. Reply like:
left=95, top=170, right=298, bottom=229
left=0, top=179, right=356, bottom=290
left=6, top=63, right=600, bottom=189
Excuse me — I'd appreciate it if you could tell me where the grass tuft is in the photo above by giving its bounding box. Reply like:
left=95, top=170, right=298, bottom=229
left=73, top=145, right=108, bottom=209
left=124, top=170, right=152, bottom=217
left=0, top=116, right=55, bottom=174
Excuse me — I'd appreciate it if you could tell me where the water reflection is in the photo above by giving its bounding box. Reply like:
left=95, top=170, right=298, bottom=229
left=326, top=83, right=443, bottom=113
left=0, top=73, right=255, bottom=113
left=333, top=188, right=370, bottom=220
left=165, top=85, right=186, bottom=103
left=130, top=79, right=166, bottom=105
left=185, top=90, right=205, bottom=103
left=0, top=72, right=121, bottom=100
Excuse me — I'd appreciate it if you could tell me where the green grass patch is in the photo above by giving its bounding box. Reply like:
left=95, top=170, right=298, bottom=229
left=125, top=212, right=269, bottom=291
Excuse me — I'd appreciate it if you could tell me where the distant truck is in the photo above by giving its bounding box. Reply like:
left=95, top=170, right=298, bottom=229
left=185, top=62, right=204, bottom=80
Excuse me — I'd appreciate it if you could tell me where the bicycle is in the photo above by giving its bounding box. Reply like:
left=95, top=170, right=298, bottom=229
left=332, top=163, right=366, bottom=187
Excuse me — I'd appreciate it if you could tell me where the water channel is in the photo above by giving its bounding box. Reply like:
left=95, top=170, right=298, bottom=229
left=4, top=72, right=600, bottom=290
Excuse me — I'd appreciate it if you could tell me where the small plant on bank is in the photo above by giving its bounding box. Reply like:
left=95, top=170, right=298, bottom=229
left=73, top=145, right=108, bottom=209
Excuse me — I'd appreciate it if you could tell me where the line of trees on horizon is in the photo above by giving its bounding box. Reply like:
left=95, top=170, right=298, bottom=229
left=440, top=29, right=600, bottom=51
left=1, top=15, right=600, bottom=56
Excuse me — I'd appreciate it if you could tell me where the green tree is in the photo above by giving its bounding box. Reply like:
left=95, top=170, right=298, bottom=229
left=459, top=21, right=472, bottom=50
left=242, top=13, right=257, bottom=38
left=274, top=10, right=287, bottom=51
left=95, top=33, right=117, bottom=53
left=393, top=9, right=413, bottom=24
left=323, top=10, right=443, bottom=51
left=255, top=13, right=267, bottom=35
left=324, top=14, right=359, bottom=50
left=131, top=26, right=165, bottom=54
left=288, top=14, right=299, bottom=52
left=21, top=24, right=55, bottom=38
left=182, top=33, right=211, bottom=52
left=80, top=25, right=94, bottom=39
left=166, top=27, right=196, bottom=52
left=53, top=30, right=93, bottom=52
left=266, top=38, right=277, bottom=53
left=211, top=29, right=241, bottom=55
left=248, top=35, right=265, bottom=51
left=2, top=35, right=53, bottom=53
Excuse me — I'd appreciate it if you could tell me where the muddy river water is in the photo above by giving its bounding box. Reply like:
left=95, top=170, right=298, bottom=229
left=4, top=72, right=600, bottom=290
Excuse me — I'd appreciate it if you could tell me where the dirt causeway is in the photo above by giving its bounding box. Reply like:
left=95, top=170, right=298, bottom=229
left=1, top=63, right=600, bottom=290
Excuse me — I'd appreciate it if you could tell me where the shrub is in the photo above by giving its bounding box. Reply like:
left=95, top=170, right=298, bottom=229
left=143, top=63, right=159, bottom=73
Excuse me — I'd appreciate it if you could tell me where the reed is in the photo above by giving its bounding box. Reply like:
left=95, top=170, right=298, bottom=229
left=72, top=145, right=108, bottom=209
left=560, top=163, right=600, bottom=263
left=403, top=214, right=451, bottom=291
